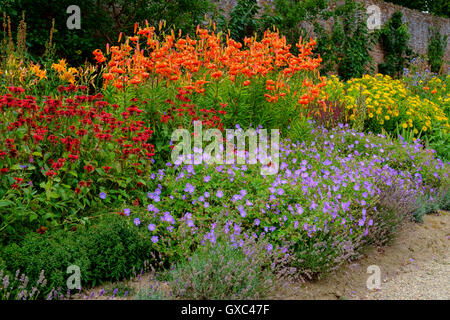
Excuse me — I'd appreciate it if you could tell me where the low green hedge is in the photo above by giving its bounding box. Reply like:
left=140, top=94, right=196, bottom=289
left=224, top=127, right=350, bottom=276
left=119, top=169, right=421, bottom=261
left=0, top=213, right=156, bottom=299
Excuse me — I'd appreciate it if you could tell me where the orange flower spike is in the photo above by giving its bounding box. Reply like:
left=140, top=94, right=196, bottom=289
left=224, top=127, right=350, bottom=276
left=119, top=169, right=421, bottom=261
left=103, top=73, right=114, bottom=80
left=211, top=70, right=223, bottom=79
left=134, top=23, right=138, bottom=34
left=130, top=76, right=141, bottom=85
left=93, top=49, right=102, bottom=56
left=423, top=86, right=429, bottom=91
left=431, top=89, right=437, bottom=94
left=118, top=32, right=123, bottom=43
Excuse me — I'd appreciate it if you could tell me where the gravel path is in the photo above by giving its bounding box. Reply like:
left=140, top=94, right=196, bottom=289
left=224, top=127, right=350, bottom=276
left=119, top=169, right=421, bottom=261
left=365, top=253, right=449, bottom=300
left=276, top=211, right=450, bottom=300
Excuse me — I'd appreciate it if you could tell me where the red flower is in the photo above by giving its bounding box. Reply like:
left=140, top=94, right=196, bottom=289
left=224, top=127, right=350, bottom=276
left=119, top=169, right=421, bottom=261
left=37, top=226, right=47, bottom=234
left=7, top=86, right=25, bottom=94
left=14, top=177, right=24, bottom=184
left=84, top=165, right=94, bottom=173
left=68, top=154, right=79, bottom=161
left=45, top=170, right=57, bottom=177
left=102, top=166, right=112, bottom=173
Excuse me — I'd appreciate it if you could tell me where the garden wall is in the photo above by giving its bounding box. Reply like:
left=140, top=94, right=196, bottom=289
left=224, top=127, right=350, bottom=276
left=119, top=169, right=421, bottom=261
left=365, top=0, right=450, bottom=70
left=216, top=0, right=450, bottom=72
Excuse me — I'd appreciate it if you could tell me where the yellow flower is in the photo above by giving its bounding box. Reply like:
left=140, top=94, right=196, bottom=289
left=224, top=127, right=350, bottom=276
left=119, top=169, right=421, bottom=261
left=30, top=63, right=47, bottom=81
left=52, top=60, right=67, bottom=73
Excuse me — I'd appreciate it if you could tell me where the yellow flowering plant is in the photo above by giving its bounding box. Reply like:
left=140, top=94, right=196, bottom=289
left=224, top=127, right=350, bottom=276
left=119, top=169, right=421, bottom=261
left=323, top=74, right=449, bottom=137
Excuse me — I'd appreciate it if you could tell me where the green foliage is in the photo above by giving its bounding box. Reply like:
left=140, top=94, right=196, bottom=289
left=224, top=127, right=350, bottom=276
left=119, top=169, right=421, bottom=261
left=225, top=0, right=261, bottom=42
left=0, top=213, right=156, bottom=298
left=259, top=0, right=329, bottom=54
left=0, top=0, right=212, bottom=65
left=135, top=286, right=171, bottom=300
left=378, top=11, right=415, bottom=78
left=427, top=27, right=448, bottom=74
left=167, top=237, right=275, bottom=299
left=260, top=0, right=375, bottom=80
left=333, top=0, right=375, bottom=80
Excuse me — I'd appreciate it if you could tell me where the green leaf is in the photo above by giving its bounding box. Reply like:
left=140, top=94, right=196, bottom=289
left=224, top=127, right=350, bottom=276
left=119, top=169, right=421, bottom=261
left=29, top=213, right=38, bottom=222
left=68, top=171, right=78, bottom=177
left=0, top=200, right=14, bottom=208
left=50, top=192, right=60, bottom=199
left=11, top=164, right=24, bottom=170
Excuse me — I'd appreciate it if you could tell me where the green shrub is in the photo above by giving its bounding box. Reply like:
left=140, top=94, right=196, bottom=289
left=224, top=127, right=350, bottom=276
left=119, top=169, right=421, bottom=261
left=80, top=213, right=155, bottom=286
left=1, top=229, right=91, bottom=297
left=378, top=11, right=415, bottom=78
left=427, top=27, right=448, bottom=74
left=412, top=189, right=450, bottom=222
left=1, top=0, right=213, bottom=65
left=0, top=213, right=156, bottom=298
left=135, top=285, right=171, bottom=300
left=167, top=237, right=277, bottom=300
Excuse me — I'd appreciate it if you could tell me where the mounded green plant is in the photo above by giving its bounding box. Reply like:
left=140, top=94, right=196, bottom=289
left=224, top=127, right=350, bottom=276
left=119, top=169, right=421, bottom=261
left=0, top=213, right=156, bottom=298
left=166, top=234, right=278, bottom=300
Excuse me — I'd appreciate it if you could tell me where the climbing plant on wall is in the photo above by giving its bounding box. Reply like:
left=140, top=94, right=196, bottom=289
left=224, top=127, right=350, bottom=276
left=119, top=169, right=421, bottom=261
left=377, top=11, right=415, bottom=78
left=427, top=27, right=448, bottom=73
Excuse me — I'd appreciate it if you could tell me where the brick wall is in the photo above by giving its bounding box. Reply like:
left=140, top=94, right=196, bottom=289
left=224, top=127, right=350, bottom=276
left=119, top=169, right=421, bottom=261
left=363, top=0, right=449, bottom=71
left=215, top=0, right=450, bottom=72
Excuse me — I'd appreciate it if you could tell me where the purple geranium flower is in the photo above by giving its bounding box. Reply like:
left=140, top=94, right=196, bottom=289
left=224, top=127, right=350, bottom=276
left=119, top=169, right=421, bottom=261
left=184, top=183, right=195, bottom=194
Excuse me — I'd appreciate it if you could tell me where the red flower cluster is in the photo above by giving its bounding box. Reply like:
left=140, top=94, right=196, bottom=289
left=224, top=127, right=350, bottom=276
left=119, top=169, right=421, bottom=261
left=160, top=87, right=226, bottom=131
left=0, top=85, right=156, bottom=193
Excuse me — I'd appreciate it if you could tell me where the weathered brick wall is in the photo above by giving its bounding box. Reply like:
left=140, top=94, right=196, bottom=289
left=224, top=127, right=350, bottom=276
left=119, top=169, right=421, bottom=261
left=215, top=0, right=450, bottom=72
left=363, top=0, right=450, bottom=71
